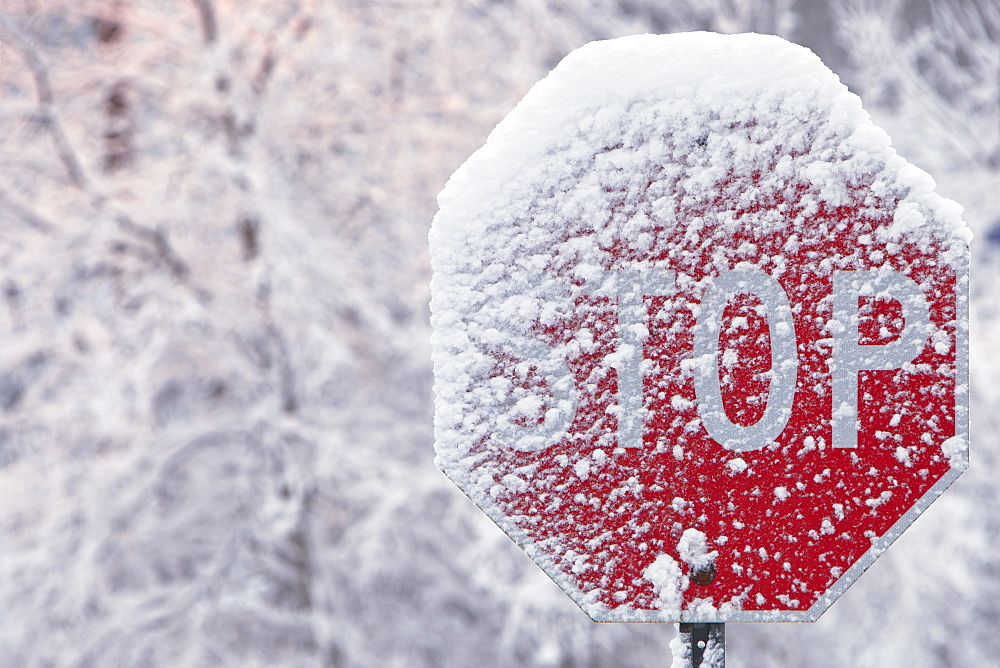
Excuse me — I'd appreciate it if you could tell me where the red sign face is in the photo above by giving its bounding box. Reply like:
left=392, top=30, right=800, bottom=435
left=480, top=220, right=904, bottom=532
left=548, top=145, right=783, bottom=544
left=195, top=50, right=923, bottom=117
left=430, top=34, right=969, bottom=622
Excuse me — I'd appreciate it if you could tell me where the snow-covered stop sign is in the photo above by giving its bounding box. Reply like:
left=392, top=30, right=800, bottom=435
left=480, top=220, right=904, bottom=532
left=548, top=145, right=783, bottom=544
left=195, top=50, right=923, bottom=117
left=430, top=33, right=969, bottom=622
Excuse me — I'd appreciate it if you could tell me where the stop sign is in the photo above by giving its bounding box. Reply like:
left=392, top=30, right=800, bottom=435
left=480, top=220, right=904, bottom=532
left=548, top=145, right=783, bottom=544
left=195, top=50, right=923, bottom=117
left=430, top=33, right=969, bottom=622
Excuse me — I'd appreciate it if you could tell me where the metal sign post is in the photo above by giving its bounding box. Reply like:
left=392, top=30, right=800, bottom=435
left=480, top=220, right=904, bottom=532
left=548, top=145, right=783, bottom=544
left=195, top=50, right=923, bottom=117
left=677, top=623, right=725, bottom=667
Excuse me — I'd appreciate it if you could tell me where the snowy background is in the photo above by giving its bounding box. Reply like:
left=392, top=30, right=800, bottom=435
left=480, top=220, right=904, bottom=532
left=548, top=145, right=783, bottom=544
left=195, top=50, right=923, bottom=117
left=0, top=1, right=997, bottom=666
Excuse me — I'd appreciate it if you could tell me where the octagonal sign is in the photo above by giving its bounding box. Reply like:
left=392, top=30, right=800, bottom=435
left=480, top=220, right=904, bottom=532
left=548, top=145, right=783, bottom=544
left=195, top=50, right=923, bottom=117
left=429, top=33, right=969, bottom=622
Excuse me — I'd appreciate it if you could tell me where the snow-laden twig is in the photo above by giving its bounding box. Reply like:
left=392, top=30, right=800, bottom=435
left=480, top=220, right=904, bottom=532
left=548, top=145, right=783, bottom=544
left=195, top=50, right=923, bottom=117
left=0, top=15, right=88, bottom=188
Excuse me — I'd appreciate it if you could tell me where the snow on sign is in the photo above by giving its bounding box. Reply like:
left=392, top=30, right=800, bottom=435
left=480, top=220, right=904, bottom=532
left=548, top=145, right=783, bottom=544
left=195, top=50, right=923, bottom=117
left=429, top=33, right=970, bottom=622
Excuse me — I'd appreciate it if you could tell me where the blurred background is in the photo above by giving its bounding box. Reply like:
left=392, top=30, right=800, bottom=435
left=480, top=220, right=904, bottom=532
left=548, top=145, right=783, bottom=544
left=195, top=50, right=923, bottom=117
left=0, top=0, right=997, bottom=665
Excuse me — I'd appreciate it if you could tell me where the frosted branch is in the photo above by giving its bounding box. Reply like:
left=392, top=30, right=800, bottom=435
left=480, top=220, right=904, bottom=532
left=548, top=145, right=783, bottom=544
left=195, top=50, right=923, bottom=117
left=0, top=16, right=88, bottom=188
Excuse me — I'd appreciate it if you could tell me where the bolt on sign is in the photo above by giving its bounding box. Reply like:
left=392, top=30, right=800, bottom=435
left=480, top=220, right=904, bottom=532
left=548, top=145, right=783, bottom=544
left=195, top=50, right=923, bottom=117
left=429, top=33, right=970, bottom=623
